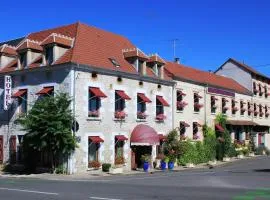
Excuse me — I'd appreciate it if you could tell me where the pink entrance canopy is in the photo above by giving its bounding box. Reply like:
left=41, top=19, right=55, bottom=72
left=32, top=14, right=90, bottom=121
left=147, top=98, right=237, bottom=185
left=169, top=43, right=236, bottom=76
left=130, top=124, right=160, bottom=146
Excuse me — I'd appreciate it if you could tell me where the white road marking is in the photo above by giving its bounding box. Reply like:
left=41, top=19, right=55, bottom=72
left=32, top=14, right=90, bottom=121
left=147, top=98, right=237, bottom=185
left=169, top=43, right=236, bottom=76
left=90, top=197, right=122, bottom=200
left=0, top=187, right=59, bottom=195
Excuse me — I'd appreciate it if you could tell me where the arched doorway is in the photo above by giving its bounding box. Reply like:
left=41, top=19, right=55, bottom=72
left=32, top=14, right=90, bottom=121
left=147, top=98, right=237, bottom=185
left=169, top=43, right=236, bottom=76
left=130, top=124, right=160, bottom=170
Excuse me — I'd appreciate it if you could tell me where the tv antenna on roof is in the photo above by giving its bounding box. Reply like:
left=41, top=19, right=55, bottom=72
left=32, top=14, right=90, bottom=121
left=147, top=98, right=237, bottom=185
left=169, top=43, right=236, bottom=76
left=171, top=38, right=179, bottom=59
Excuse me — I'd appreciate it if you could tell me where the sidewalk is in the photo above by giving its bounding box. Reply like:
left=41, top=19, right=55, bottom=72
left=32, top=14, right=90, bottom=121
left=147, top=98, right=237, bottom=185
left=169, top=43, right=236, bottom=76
left=0, top=155, right=261, bottom=181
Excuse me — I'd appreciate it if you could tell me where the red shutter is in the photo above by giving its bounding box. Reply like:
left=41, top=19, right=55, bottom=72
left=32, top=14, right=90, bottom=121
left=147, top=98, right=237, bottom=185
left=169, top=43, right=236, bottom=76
left=9, top=136, right=17, bottom=164
left=0, top=136, right=3, bottom=164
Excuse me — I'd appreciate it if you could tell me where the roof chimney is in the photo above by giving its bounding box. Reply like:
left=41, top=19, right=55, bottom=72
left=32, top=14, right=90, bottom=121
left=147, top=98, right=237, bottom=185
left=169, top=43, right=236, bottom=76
left=174, top=57, right=180, bottom=64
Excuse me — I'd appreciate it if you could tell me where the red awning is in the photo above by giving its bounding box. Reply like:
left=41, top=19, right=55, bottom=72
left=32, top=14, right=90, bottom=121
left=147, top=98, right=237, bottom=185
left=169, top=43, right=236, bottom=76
left=195, top=93, right=202, bottom=98
left=178, top=91, right=186, bottom=96
left=180, top=121, right=190, bottom=127
left=215, top=124, right=225, bottom=132
left=116, top=90, right=131, bottom=100
left=138, top=93, right=152, bottom=103
left=89, top=87, right=107, bottom=98
left=89, top=136, right=104, bottom=143
left=130, top=124, right=160, bottom=145
left=12, top=89, right=27, bottom=98
left=158, top=134, right=166, bottom=141
left=36, top=87, right=54, bottom=95
left=115, top=135, right=128, bottom=141
left=156, top=96, right=170, bottom=106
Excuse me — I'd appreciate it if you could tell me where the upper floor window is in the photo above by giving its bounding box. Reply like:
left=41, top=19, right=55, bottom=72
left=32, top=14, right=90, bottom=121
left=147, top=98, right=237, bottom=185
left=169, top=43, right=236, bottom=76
left=180, top=121, right=189, bottom=140
left=138, top=61, right=144, bottom=74
left=232, top=99, right=238, bottom=115
left=36, top=86, right=54, bottom=98
left=265, top=86, right=269, bottom=98
left=254, top=103, right=258, bottom=117
left=115, top=90, right=131, bottom=119
left=45, top=47, right=54, bottom=65
left=19, top=52, right=27, bottom=68
left=88, top=87, right=107, bottom=118
left=176, top=90, right=187, bottom=111
left=211, top=96, right=218, bottom=113
left=156, top=95, right=169, bottom=121
left=222, top=98, right=228, bottom=114
left=137, top=93, right=151, bottom=119
left=240, top=101, right=246, bottom=116
left=12, top=89, right=28, bottom=115
left=259, top=104, right=264, bottom=117
left=248, top=102, right=252, bottom=116
left=194, top=93, right=203, bottom=112
left=258, top=84, right=263, bottom=96
left=265, top=106, right=269, bottom=118
left=253, top=82, right=258, bottom=95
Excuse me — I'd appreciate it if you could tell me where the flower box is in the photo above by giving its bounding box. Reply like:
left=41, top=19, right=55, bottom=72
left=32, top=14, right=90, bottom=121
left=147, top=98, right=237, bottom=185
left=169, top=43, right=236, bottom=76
left=114, top=111, right=127, bottom=119
left=88, top=110, right=100, bottom=117
left=180, top=135, right=187, bottom=141
left=156, top=114, right=166, bottom=121
left=88, top=161, right=101, bottom=169
left=194, top=103, right=203, bottom=109
left=177, top=101, right=188, bottom=109
left=137, top=112, right=147, bottom=119
left=193, top=134, right=199, bottom=140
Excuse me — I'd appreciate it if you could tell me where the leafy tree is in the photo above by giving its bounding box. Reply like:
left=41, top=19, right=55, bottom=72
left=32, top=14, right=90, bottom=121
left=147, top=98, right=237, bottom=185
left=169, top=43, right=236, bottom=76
left=18, top=93, right=77, bottom=172
left=203, top=125, right=217, bottom=161
left=163, top=129, right=182, bottom=162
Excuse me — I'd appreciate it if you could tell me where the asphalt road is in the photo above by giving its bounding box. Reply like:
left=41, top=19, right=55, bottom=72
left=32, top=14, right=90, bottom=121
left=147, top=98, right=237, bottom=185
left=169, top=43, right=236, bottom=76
left=0, top=156, right=270, bottom=200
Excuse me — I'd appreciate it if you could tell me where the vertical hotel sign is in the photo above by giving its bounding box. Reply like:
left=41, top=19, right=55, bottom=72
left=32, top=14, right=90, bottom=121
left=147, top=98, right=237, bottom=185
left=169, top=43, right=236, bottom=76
left=4, top=75, right=12, bottom=110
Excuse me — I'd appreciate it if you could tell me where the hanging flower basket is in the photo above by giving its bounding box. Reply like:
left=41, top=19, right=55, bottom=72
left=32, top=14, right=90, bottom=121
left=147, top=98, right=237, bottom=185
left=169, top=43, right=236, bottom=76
left=137, top=112, right=147, bottom=119
left=88, top=110, right=100, bottom=117
left=177, top=101, right=188, bottom=109
left=156, top=114, right=166, bottom=121
left=115, top=111, right=127, bottom=119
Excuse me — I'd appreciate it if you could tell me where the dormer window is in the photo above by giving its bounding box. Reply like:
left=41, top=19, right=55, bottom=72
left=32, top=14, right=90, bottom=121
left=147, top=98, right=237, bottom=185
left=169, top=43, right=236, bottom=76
left=138, top=60, right=144, bottom=74
left=109, top=58, right=120, bottom=68
left=45, top=47, right=54, bottom=65
left=19, top=52, right=27, bottom=68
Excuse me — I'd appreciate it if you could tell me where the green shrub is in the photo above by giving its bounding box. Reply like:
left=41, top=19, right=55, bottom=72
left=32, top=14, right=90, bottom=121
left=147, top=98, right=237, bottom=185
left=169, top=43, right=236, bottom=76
left=178, top=140, right=197, bottom=165
left=255, top=146, right=270, bottom=155
left=102, top=163, right=111, bottom=172
left=203, top=126, right=217, bottom=161
left=163, top=129, right=182, bottom=162
left=227, top=143, right=237, bottom=157
left=55, top=164, right=67, bottom=174
left=242, top=148, right=250, bottom=156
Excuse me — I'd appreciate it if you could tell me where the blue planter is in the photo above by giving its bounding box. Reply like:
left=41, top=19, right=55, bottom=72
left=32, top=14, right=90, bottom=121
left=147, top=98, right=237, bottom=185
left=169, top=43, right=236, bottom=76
left=160, top=161, right=167, bottom=170
left=168, top=161, right=174, bottom=170
left=143, top=161, right=149, bottom=172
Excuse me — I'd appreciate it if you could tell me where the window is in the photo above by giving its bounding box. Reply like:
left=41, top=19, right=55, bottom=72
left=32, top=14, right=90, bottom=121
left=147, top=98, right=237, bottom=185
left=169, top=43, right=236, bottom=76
left=211, top=96, right=217, bottom=113
left=254, top=104, right=258, bottom=117
left=115, top=90, right=130, bottom=119
left=157, top=65, right=162, bottom=78
left=19, top=52, right=27, bottom=68
left=17, top=135, right=24, bottom=164
left=45, top=47, right=54, bottom=65
left=265, top=106, right=269, bottom=118
left=9, top=136, right=17, bottom=164
left=222, top=98, right=228, bottom=114
left=137, top=93, right=151, bottom=119
left=138, top=61, right=144, bottom=74
left=232, top=99, right=238, bottom=115
left=253, top=82, right=258, bottom=95
left=248, top=102, right=252, bottom=116
left=265, top=86, right=269, bottom=98
left=259, top=105, right=263, bottom=117
left=115, top=140, right=124, bottom=163
left=115, top=92, right=125, bottom=112
left=89, top=90, right=101, bottom=117
left=194, top=93, right=202, bottom=112
left=258, top=84, right=263, bottom=96
left=109, top=58, right=120, bottom=67
left=176, top=90, right=187, bottom=111
left=156, top=97, right=164, bottom=116
left=37, top=86, right=54, bottom=98
left=180, top=122, right=187, bottom=136
left=156, top=96, right=169, bottom=121
left=19, top=92, right=27, bottom=114
left=88, top=141, right=99, bottom=163
left=193, top=122, right=199, bottom=140
left=240, top=101, right=245, bottom=116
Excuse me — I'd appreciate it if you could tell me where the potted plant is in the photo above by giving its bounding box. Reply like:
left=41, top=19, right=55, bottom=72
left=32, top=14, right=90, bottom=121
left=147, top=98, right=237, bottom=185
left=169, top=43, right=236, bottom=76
left=155, top=154, right=164, bottom=169
left=141, top=154, right=151, bottom=172
left=168, top=155, right=175, bottom=170
left=102, top=163, right=111, bottom=172
left=88, top=161, right=101, bottom=169
left=160, top=156, right=168, bottom=170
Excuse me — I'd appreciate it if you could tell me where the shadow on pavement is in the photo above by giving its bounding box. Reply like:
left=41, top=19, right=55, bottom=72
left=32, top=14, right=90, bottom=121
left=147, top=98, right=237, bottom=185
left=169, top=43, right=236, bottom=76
left=253, top=169, right=270, bottom=172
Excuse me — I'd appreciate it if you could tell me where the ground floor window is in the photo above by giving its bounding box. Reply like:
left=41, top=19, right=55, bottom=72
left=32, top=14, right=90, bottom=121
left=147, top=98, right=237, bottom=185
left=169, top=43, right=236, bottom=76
left=115, top=140, right=124, bottom=164
left=88, top=142, right=99, bottom=163
left=9, top=136, right=17, bottom=164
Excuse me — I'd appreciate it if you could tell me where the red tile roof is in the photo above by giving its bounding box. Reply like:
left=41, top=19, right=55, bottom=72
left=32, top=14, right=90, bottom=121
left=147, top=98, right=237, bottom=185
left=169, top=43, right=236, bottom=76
left=217, top=58, right=270, bottom=81
left=17, top=39, right=43, bottom=52
left=165, top=61, right=251, bottom=95
left=0, top=45, right=17, bottom=56
left=40, top=33, right=74, bottom=47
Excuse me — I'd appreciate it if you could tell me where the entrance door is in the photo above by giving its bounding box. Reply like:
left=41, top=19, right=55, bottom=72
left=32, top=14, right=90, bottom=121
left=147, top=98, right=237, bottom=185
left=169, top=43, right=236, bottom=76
left=134, top=146, right=152, bottom=169
left=0, top=136, right=3, bottom=164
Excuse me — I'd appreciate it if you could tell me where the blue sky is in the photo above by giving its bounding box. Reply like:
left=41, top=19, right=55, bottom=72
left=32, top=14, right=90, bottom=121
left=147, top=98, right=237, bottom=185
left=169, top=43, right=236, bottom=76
left=1, top=0, right=270, bottom=75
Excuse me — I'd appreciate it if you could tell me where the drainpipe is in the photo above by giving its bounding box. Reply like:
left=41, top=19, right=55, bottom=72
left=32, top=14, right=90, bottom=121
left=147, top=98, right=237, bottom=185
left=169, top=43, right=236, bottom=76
left=204, top=84, right=207, bottom=125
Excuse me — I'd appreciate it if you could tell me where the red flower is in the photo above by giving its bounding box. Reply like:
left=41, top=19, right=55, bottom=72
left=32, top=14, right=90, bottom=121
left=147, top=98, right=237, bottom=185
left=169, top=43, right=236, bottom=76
left=156, top=114, right=166, bottom=121
left=115, top=111, right=127, bottom=119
